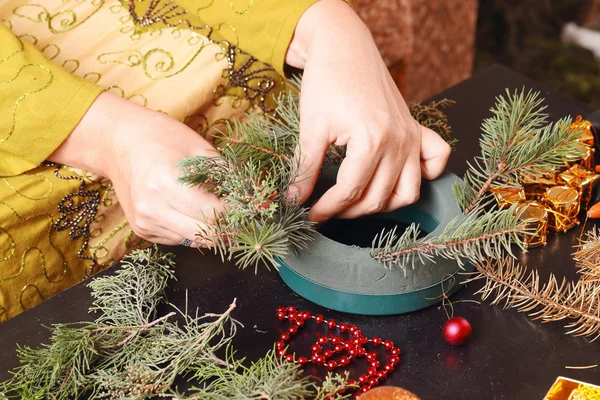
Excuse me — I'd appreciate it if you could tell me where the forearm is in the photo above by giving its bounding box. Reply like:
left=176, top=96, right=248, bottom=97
left=285, top=0, right=372, bottom=69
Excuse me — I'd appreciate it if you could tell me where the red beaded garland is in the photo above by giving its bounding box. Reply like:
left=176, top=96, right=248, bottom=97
left=275, top=306, right=401, bottom=398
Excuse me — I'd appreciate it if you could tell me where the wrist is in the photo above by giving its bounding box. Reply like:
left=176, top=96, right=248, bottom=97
left=48, top=91, right=119, bottom=177
left=285, top=0, right=368, bottom=69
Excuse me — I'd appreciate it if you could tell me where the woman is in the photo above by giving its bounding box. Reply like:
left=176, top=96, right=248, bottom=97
left=0, top=0, right=451, bottom=320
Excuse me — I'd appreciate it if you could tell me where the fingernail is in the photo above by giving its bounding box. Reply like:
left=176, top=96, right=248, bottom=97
left=286, top=185, right=300, bottom=201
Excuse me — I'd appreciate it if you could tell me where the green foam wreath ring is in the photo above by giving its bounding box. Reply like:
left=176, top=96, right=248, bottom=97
left=276, top=170, right=473, bottom=315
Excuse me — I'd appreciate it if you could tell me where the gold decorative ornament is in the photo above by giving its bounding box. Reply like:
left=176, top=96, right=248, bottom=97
left=516, top=201, right=549, bottom=248
left=544, top=186, right=580, bottom=233
left=571, top=115, right=595, bottom=147
left=558, top=164, right=600, bottom=208
left=564, top=142, right=594, bottom=171
left=490, top=186, right=526, bottom=209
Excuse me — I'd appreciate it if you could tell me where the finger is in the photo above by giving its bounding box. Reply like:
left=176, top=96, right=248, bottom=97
left=336, top=154, right=402, bottom=219
left=308, top=142, right=379, bottom=223
left=384, top=147, right=421, bottom=212
left=420, top=126, right=451, bottom=180
left=163, top=209, right=215, bottom=248
left=288, top=130, right=331, bottom=204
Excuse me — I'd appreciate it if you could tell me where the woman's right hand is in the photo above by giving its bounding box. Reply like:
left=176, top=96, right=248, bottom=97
left=49, top=91, right=224, bottom=247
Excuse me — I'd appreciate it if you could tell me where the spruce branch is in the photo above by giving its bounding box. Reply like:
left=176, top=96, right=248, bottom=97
left=454, top=88, right=586, bottom=214
left=467, top=257, right=600, bottom=340
left=371, top=206, right=532, bottom=271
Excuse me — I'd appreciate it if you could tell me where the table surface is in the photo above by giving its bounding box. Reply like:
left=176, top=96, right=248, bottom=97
left=1, top=65, right=599, bottom=400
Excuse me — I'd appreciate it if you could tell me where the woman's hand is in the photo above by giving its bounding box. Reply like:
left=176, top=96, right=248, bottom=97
left=285, top=0, right=451, bottom=223
left=49, top=91, right=224, bottom=247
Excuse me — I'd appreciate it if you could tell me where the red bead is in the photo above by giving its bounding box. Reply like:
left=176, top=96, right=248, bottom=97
left=280, top=333, right=291, bottom=342
left=377, top=371, right=387, bottom=380
left=334, top=344, right=344, bottom=353
left=356, top=347, right=366, bottom=356
left=288, top=326, right=298, bottom=335
left=301, top=311, right=311, bottom=320
left=277, top=349, right=285, bottom=357
left=368, top=378, right=379, bottom=387
left=348, top=325, right=357, bottom=334
left=327, top=319, right=337, bottom=329
left=286, top=306, right=297, bottom=313
left=353, top=329, right=363, bottom=338
left=318, top=336, right=328, bottom=345
left=367, top=367, right=378, bottom=376
left=297, top=356, right=308, bottom=365
left=288, top=312, right=297, bottom=321
left=391, top=347, right=401, bottom=356
left=276, top=312, right=286, bottom=320
left=331, top=336, right=341, bottom=345
left=354, top=393, right=362, bottom=400
left=326, top=360, right=338, bottom=370
left=383, top=340, right=394, bottom=350
left=295, top=319, right=304, bottom=327
left=372, top=337, right=383, bottom=346
left=314, top=314, right=324, bottom=324
left=384, top=364, right=395, bottom=373
left=276, top=306, right=285, bottom=314
left=276, top=341, right=286, bottom=350
left=358, top=374, right=368, bottom=384
left=366, top=352, right=377, bottom=362
left=323, top=349, right=333, bottom=359
left=311, top=344, right=322, bottom=354
left=339, top=356, right=350, bottom=366
left=351, top=338, right=361, bottom=347
left=285, top=354, right=294, bottom=362
left=315, top=355, right=325, bottom=365
left=443, top=317, right=472, bottom=345
left=361, top=386, right=371, bottom=393
left=370, top=360, right=380, bottom=369
left=360, top=336, right=369, bottom=344
left=390, top=355, right=400, bottom=365
left=339, top=322, right=348, bottom=332
left=348, top=348, right=357, bottom=357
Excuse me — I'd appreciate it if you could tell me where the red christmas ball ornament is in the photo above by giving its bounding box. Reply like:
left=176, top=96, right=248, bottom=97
left=443, top=317, right=472, bottom=345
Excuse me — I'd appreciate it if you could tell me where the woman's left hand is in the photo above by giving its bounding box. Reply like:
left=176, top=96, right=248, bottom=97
left=285, top=0, right=451, bottom=223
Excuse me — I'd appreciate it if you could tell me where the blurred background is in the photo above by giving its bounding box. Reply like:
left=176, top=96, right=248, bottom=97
left=354, top=0, right=600, bottom=108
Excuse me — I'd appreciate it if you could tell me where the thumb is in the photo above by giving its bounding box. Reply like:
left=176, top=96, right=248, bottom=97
left=288, top=133, right=329, bottom=203
left=420, top=126, right=452, bottom=180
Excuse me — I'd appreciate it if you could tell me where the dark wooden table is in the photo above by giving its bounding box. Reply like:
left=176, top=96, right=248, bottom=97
left=1, top=65, right=599, bottom=399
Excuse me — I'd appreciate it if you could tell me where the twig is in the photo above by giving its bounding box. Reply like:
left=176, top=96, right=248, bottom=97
left=565, top=364, right=598, bottom=370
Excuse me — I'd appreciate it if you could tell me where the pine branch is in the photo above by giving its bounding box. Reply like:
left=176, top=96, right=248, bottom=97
left=0, top=248, right=355, bottom=400
left=573, top=227, right=600, bottom=285
left=467, top=257, right=600, bottom=340
left=371, top=206, right=532, bottom=271
left=454, top=89, right=587, bottom=214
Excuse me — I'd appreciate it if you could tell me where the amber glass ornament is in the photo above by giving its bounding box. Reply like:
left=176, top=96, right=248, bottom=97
left=558, top=164, right=600, bottom=208
left=544, top=186, right=580, bottom=233
left=516, top=201, right=549, bottom=248
left=490, top=186, right=525, bottom=209
left=361, top=386, right=420, bottom=400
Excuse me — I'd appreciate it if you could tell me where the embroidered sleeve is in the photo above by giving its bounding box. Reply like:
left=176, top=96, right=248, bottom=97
left=0, top=25, right=104, bottom=177
left=177, top=0, right=323, bottom=76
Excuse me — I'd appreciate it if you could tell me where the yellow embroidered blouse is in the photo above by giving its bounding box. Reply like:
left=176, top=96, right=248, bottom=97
left=0, top=0, right=318, bottom=321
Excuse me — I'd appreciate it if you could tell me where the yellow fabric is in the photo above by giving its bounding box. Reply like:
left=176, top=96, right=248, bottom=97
left=0, top=25, right=104, bottom=177
left=175, top=0, right=319, bottom=76
left=0, top=0, right=316, bottom=321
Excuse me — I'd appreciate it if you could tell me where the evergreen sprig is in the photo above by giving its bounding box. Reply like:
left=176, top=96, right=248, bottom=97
left=454, top=88, right=586, bottom=214
left=371, top=206, right=533, bottom=271
left=0, top=248, right=353, bottom=399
